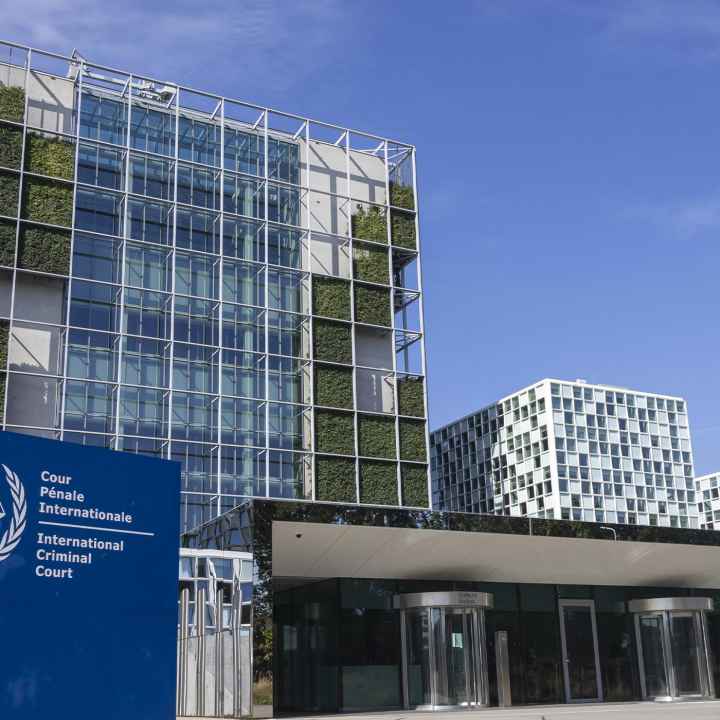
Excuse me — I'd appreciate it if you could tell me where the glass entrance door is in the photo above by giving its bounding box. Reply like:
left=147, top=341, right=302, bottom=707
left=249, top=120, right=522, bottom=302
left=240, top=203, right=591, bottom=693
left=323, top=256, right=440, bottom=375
left=634, top=608, right=714, bottom=701
left=638, top=613, right=669, bottom=699
left=400, top=602, right=490, bottom=710
left=435, top=608, right=484, bottom=707
left=443, top=610, right=471, bottom=706
left=558, top=600, right=603, bottom=703
left=670, top=613, right=703, bottom=696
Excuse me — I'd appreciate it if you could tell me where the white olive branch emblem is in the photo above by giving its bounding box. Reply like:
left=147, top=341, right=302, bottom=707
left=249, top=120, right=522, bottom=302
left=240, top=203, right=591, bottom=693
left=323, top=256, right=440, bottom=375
left=0, top=464, right=27, bottom=561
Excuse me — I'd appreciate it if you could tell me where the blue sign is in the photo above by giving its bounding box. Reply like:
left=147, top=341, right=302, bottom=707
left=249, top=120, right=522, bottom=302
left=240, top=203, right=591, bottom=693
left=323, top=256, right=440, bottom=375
left=0, top=431, right=180, bottom=719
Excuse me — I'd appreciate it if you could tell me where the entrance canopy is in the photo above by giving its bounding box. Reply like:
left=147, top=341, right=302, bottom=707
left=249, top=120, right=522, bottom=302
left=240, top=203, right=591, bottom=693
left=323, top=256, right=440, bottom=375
left=272, top=520, right=720, bottom=588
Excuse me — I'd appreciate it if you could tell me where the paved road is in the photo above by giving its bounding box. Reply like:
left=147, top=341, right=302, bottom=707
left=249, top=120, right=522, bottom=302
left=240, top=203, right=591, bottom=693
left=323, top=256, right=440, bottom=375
left=288, top=700, right=720, bottom=720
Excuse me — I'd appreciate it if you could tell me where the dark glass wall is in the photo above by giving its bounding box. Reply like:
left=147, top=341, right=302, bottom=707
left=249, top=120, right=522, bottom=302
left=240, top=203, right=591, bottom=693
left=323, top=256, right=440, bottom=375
left=339, top=580, right=402, bottom=710
left=594, top=587, right=639, bottom=701
left=518, top=584, right=564, bottom=704
left=275, top=580, right=340, bottom=713
left=274, top=579, right=403, bottom=714
left=273, top=578, right=719, bottom=714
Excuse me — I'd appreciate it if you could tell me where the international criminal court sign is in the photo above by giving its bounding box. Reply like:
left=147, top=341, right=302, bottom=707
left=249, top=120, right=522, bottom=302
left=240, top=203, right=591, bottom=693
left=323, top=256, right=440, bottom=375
left=0, top=431, right=180, bottom=719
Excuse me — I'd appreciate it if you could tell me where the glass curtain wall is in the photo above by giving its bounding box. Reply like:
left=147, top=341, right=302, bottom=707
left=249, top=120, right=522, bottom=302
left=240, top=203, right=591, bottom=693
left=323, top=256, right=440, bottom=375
left=0, top=42, right=429, bottom=533
left=272, top=579, right=693, bottom=713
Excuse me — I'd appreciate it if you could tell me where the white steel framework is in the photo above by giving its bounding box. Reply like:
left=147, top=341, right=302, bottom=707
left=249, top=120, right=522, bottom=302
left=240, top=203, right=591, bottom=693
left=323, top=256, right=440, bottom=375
left=0, top=40, right=431, bottom=533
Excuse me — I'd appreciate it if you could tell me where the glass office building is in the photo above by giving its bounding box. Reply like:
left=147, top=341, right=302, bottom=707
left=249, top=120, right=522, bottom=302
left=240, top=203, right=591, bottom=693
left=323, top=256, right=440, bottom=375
left=4, top=40, right=720, bottom=719
left=431, top=379, right=699, bottom=529
left=696, top=472, right=720, bottom=530
left=0, top=41, right=430, bottom=534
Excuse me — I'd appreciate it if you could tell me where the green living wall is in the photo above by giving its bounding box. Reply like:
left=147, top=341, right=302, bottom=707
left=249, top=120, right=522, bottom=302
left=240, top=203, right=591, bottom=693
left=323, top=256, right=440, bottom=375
left=391, top=209, right=416, bottom=250
left=401, top=464, right=429, bottom=508
left=351, top=204, right=387, bottom=243
left=389, top=181, right=414, bottom=210
left=22, top=176, right=73, bottom=227
left=314, top=410, right=355, bottom=456
left=18, top=224, right=71, bottom=274
left=0, top=171, right=19, bottom=217
left=315, top=455, right=356, bottom=503
left=0, top=320, right=8, bottom=369
left=358, top=414, right=396, bottom=459
left=25, top=132, right=75, bottom=180
left=0, top=85, right=25, bottom=123
left=399, top=419, right=427, bottom=462
left=354, top=284, right=390, bottom=327
left=0, top=219, right=15, bottom=267
left=353, top=242, right=388, bottom=285
left=0, top=123, right=22, bottom=170
left=312, top=320, right=352, bottom=364
left=397, top=376, right=425, bottom=417
left=314, top=364, right=353, bottom=409
left=312, top=275, right=351, bottom=320
left=359, top=460, right=398, bottom=506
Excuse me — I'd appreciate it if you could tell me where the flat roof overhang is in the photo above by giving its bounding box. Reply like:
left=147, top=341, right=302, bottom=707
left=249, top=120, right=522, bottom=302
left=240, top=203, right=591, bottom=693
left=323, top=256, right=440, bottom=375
left=263, top=506, right=720, bottom=589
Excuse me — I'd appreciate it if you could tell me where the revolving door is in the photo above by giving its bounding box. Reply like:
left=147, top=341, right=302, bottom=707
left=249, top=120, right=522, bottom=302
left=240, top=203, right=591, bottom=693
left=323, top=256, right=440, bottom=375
left=629, top=598, right=715, bottom=702
left=396, top=592, right=493, bottom=711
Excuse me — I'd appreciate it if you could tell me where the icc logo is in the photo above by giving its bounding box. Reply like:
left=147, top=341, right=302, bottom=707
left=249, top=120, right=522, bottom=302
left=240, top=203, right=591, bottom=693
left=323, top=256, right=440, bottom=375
left=0, top=464, right=27, bottom=562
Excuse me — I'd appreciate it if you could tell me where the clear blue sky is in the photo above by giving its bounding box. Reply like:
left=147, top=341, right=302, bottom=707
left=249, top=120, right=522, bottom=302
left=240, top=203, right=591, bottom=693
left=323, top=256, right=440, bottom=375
left=6, top=1, right=720, bottom=473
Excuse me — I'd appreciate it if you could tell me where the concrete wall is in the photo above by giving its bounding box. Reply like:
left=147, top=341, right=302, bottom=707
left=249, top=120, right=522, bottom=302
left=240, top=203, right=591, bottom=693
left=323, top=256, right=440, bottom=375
left=355, top=326, right=393, bottom=370
left=6, top=275, right=65, bottom=429
left=1, top=64, right=75, bottom=133
left=9, top=323, right=63, bottom=375
left=355, top=327, right=394, bottom=413
left=13, top=274, right=65, bottom=324
left=300, top=139, right=387, bottom=253
left=6, top=372, right=60, bottom=431
left=309, top=234, right=350, bottom=278
left=26, top=70, right=75, bottom=134
left=356, top=369, right=394, bottom=414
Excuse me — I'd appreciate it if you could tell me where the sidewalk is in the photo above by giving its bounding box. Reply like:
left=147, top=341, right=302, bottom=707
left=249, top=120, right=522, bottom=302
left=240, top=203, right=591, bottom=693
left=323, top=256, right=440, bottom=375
left=284, top=700, right=720, bottom=720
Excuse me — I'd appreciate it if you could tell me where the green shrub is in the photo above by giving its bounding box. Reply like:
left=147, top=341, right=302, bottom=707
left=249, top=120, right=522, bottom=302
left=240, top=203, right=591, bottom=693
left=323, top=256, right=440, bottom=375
left=401, top=464, right=429, bottom=507
left=315, top=364, right=353, bottom=409
left=398, top=376, right=425, bottom=417
left=360, top=460, right=398, bottom=505
left=312, top=274, right=351, bottom=320
left=0, top=219, right=15, bottom=266
left=0, top=86, right=25, bottom=123
left=0, top=171, right=19, bottom=217
left=313, top=319, right=352, bottom=364
left=0, top=124, right=23, bottom=170
left=391, top=209, right=417, bottom=250
left=25, top=132, right=75, bottom=180
left=389, top=181, right=415, bottom=210
left=351, top=204, right=387, bottom=243
left=22, top=177, right=73, bottom=227
left=18, top=224, right=71, bottom=274
left=354, top=284, right=391, bottom=327
left=315, top=409, right=355, bottom=455
left=315, top=455, right=356, bottom=503
left=399, top=419, right=427, bottom=461
left=358, top=414, right=396, bottom=459
left=353, top=242, right=388, bottom=285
